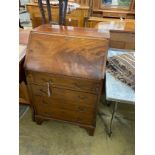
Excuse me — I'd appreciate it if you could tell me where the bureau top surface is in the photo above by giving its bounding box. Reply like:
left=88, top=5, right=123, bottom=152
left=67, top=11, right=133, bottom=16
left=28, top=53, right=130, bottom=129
left=33, top=24, right=110, bottom=39
left=25, top=24, right=109, bottom=80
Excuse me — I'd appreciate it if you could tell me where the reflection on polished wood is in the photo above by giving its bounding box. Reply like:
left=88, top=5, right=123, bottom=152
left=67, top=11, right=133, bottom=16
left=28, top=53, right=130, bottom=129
left=87, top=17, right=135, bottom=29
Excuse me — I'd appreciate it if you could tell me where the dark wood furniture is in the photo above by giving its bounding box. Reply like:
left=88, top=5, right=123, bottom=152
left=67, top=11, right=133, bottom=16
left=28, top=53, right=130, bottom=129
left=37, top=0, right=68, bottom=25
left=26, top=2, right=89, bottom=28
left=24, top=24, right=109, bottom=136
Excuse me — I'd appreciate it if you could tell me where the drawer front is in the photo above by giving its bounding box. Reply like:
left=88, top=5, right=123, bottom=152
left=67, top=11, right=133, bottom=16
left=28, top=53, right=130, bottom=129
left=30, top=84, right=97, bottom=107
left=33, top=95, right=95, bottom=114
left=26, top=71, right=101, bottom=94
left=42, top=108, right=94, bottom=125
left=33, top=96, right=94, bottom=125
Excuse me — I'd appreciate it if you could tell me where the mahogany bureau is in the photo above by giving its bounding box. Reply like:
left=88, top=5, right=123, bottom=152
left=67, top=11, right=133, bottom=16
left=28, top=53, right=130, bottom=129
left=24, top=24, right=109, bottom=136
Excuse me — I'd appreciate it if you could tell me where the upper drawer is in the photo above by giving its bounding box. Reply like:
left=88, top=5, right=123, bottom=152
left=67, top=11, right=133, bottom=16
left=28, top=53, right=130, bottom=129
left=26, top=71, right=102, bottom=94
left=30, top=84, right=97, bottom=107
left=36, top=106, right=94, bottom=125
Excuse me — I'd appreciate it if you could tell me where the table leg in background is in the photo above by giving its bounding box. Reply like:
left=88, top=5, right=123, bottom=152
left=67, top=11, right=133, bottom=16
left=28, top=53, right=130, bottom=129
left=109, top=102, right=118, bottom=137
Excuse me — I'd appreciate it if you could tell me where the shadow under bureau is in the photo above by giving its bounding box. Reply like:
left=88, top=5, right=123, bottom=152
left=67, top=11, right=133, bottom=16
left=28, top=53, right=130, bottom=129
left=24, top=24, right=109, bottom=136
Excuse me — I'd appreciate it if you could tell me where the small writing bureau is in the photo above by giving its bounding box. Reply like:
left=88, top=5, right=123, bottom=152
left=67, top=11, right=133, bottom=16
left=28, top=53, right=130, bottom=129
left=24, top=24, right=109, bottom=136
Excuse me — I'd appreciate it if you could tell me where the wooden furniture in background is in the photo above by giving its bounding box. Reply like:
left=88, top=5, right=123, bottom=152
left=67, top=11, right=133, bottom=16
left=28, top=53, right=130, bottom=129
left=110, top=30, right=135, bottom=50
left=74, top=0, right=90, bottom=6
left=19, top=29, right=31, bottom=105
left=92, top=0, right=135, bottom=19
left=85, top=0, right=135, bottom=28
left=93, top=19, right=135, bottom=50
left=27, top=0, right=135, bottom=29
left=33, top=0, right=90, bottom=6
left=95, top=19, right=135, bottom=31
left=19, top=45, right=30, bottom=105
left=87, top=17, right=134, bottom=28
left=24, top=24, right=109, bottom=136
left=26, top=3, right=89, bottom=28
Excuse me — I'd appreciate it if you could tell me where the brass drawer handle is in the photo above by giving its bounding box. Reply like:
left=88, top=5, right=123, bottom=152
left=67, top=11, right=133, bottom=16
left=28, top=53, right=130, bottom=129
left=47, top=81, right=53, bottom=97
left=47, top=82, right=51, bottom=97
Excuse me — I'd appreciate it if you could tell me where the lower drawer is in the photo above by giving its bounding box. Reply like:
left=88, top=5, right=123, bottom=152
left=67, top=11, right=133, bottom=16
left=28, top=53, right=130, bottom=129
left=33, top=96, right=94, bottom=125
left=33, top=95, right=95, bottom=114
left=37, top=107, right=94, bottom=125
